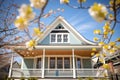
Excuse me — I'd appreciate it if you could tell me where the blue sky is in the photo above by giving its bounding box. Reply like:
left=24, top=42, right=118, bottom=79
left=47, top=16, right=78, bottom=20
left=14, top=0, right=120, bottom=44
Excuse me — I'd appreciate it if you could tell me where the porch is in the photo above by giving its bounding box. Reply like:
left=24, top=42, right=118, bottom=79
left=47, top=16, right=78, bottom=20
left=9, top=45, right=105, bottom=78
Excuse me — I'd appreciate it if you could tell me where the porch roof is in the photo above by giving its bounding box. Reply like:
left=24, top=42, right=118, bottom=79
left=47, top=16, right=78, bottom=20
left=10, top=45, right=101, bottom=57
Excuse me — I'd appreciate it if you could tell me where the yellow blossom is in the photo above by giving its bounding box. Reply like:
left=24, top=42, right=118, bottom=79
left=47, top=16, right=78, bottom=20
left=116, top=0, right=120, bottom=5
left=92, top=48, right=97, bottom=52
left=60, top=0, right=69, bottom=4
left=109, top=42, right=116, bottom=46
left=30, top=0, right=46, bottom=9
left=91, top=52, right=95, bottom=56
left=103, top=45, right=109, bottom=50
left=110, top=30, right=114, bottom=35
left=116, top=38, right=120, bottom=42
left=112, top=47, right=118, bottom=51
left=102, top=53, right=106, bottom=57
left=109, top=0, right=113, bottom=6
left=103, top=31, right=109, bottom=35
left=14, top=16, right=28, bottom=30
left=109, top=49, right=115, bottom=54
left=99, top=58, right=104, bottom=63
left=93, top=37, right=99, bottom=41
left=94, top=30, right=101, bottom=34
left=26, top=40, right=36, bottom=49
left=88, top=3, right=108, bottom=22
left=103, top=73, right=107, bottom=77
left=78, top=0, right=86, bottom=3
left=103, top=34, right=108, bottom=39
left=96, top=53, right=100, bottom=57
left=103, top=22, right=110, bottom=32
left=102, top=64, right=109, bottom=69
left=98, top=42, right=104, bottom=46
left=19, top=4, right=35, bottom=20
left=33, top=28, right=42, bottom=36
left=108, top=14, right=114, bottom=20
left=109, top=0, right=120, bottom=6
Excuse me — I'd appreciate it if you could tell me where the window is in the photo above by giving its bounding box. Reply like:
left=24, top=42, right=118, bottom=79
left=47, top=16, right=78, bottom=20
left=50, top=57, right=55, bottom=68
left=64, top=57, right=70, bottom=68
left=82, top=58, right=92, bottom=68
left=63, top=34, right=68, bottom=42
left=76, top=58, right=81, bottom=68
left=57, top=57, right=63, bottom=68
left=50, top=33, right=69, bottom=43
left=51, top=34, right=56, bottom=42
left=57, top=34, right=62, bottom=42
left=36, top=58, right=41, bottom=68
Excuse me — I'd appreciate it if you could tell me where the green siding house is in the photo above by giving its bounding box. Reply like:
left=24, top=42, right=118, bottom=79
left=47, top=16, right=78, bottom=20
left=9, top=16, right=106, bottom=79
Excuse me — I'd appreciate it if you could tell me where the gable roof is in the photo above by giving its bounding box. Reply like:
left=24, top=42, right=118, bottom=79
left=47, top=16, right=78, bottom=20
left=37, top=16, right=96, bottom=45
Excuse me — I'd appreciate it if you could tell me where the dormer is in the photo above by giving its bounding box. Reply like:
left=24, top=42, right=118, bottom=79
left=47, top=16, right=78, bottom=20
left=50, top=24, right=69, bottom=44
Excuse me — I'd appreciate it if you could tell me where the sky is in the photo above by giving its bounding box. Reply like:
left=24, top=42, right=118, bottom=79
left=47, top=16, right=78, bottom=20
left=13, top=0, right=120, bottom=44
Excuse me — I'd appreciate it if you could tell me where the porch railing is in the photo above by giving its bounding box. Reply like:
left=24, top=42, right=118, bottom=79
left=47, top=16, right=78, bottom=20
left=12, top=68, right=42, bottom=77
left=11, top=68, right=106, bottom=78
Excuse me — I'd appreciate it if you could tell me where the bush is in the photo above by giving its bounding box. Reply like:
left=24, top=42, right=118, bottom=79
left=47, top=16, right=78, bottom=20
left=78, top=77, right=83, bottom=80
left=20, top=77, right=25, bottom=80
left=86, top=77, right=94, bottom=80
left=28, top=77, right=38, bottom=80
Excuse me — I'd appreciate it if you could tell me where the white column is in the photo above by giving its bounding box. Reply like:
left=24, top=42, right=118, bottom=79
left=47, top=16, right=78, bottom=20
left=42, top=48, right=45, bottom=78
left=8, top=52, right=14, bottom=78
left=72, top=49, right=76, bottom=78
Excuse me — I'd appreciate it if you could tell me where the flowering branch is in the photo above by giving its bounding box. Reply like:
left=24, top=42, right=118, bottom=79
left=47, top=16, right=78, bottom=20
left=38, top=0, right=49, bottom=30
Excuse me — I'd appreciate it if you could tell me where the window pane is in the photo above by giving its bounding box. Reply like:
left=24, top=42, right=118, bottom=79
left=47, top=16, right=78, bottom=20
left=51, top=34, right=56, bottom=42
left=82, top=59, right=92, bottom=68
left=57, top=35, right=62, bottom=42
left=64, top=57, right=70, bottom=68
left=57, top=57, right=63, bottom=68
left=63, top=34, right=68, bottom=42
left=76, top=58, right=81, bottom=68
left=50, top=57, right=55, bottom=68
left=36, top=58, right=41, bottom=68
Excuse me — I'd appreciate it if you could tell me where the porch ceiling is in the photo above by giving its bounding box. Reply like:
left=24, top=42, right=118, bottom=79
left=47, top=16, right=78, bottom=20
left=15, top=49, right=99, bottom=57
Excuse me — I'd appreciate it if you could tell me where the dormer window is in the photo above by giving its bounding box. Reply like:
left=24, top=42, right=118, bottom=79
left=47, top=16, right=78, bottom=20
left=63, top=34, right=68, bottom=42
left=57, top=34, right=62, bottom=42
left=50, top=33, right=69, bottom=44
left=51, top=34, right=56, bottom=42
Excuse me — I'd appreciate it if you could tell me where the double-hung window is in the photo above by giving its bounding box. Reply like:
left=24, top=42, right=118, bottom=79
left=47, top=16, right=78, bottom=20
left=57, top=34, right=62, bottom=43
left=36, top=58, right=41, bottom=68
left=51, top=34, right=56, bottom=43
left=50, top=33, right=69, bottom=43
left=63, top=34, right=68, bottom=43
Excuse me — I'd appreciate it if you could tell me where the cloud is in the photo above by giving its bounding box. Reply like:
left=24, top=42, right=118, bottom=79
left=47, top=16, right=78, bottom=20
left=69, top=11, right=88, bottom=26
left=74, top=22, right=98, bottom=33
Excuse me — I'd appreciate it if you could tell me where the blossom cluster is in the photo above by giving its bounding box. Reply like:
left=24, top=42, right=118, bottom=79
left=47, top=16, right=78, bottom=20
left=14, top=0, right=47, bottom=50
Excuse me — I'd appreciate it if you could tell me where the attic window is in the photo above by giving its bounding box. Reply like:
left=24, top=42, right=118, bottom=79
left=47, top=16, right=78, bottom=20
left=55, top=25, right=64, bottom=29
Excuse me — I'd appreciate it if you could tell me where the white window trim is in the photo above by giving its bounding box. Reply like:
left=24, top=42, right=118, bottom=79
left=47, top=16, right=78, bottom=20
left=50, top=33, right=69, bottom=44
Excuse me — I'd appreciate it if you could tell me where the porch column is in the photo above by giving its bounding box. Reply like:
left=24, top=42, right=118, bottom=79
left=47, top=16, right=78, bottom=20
left=42, top=48, right=45, bottom=78
left=8, top=52, right=14, bottom=78
left=72, top=49, right=76, bottom=78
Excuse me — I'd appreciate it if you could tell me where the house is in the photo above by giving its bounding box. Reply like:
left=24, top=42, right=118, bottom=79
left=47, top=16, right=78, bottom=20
left=9, top=16, right=107, bottom=79
left=0, top=53, right=20, bottom=80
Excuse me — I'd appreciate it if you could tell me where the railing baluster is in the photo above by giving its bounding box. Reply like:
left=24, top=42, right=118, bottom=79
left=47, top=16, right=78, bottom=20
left=11, top=68, right=105, bottom=78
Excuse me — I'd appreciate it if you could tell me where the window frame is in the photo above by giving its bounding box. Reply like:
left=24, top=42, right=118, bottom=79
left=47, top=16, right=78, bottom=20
left=50, top=33, right=69, bottom=44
